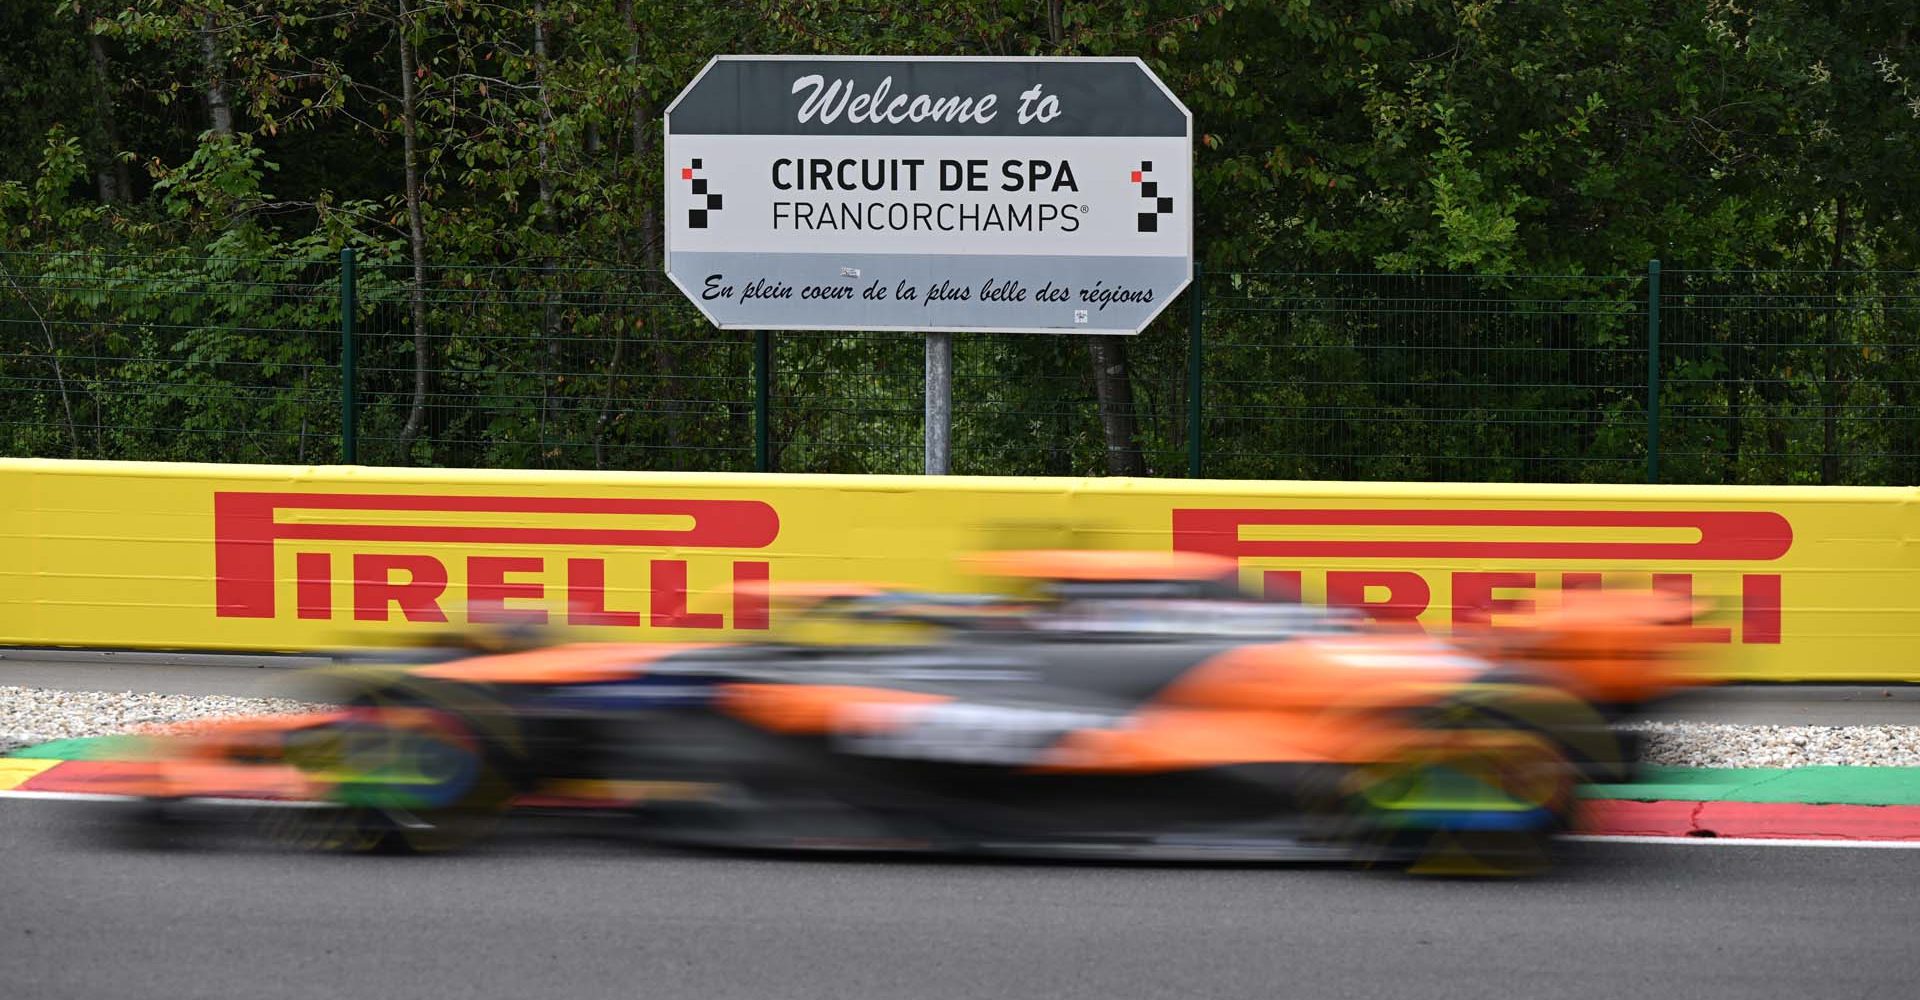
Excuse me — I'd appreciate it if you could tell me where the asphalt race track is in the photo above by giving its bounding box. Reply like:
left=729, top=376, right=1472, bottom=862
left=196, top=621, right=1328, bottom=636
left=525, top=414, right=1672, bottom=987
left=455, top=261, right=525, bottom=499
left=2, top=801, right=1917, bottom=1000
left=5, top=655, right=1919, bottom=999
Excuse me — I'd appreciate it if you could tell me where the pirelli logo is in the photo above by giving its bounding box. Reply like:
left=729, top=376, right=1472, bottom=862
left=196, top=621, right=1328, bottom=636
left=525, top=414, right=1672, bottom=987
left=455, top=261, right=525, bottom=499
left=1172, top=508, right=1794, bottom=644
left=213, top=492, right=780, bottom=629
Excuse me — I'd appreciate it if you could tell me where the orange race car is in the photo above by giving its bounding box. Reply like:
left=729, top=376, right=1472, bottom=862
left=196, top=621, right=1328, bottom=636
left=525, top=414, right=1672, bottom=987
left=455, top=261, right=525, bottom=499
left=95, top=551, right=1714, bottom=875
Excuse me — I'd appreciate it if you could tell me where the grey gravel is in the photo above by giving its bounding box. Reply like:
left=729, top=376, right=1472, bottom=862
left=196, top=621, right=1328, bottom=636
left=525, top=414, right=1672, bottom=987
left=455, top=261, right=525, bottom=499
left=1628, top=720, right=1920, bottom=768
left=5, top=685, right=1919, bottom=769
left=0, top=685, right=330, bottom=755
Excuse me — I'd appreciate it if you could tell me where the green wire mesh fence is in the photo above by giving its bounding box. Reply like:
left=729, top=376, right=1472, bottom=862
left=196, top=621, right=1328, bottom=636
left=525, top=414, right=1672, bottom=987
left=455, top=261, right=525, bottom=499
left=3, top=250, right=1918, bottom=486
left=0, top=250, right=340, bottom=464
left=350, top=262, right=754, bottom=471
left=1660, top=269, right=1920, bottom=486
left=768, top=327, right=1187, bottom=476
left=1201, top=271, right=1649, bottom=483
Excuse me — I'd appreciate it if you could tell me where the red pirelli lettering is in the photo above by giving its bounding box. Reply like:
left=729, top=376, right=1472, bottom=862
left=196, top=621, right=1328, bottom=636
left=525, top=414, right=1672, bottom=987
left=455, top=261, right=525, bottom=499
left=296, top=552, right=332, bottom=620
left=649, top=560, right=721, bottom=629
left=1743, top=574, right=1783, bottom=644
left=467, top=556, right=547, bottom=625
left=732, top=562, right=771, bottom=630
left=1172, top=506, right=1793, bottom=645
left=1262, top=569, right=1303, bottom=603
left=1452, top=571, right=1536, bottom=629
left=566, top=558, right=641, bottom=627
left=1326, top=570, right=1429, bottom=630
left=353, top=553, right=448, bottom=623
left=214, top=492, right=779, bottom=619
left=1171, top=508, right=1792, bottom=561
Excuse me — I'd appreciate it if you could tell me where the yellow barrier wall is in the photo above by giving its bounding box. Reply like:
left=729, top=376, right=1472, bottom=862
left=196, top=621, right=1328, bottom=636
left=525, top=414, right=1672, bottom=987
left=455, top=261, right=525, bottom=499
left=3, top=458, right=1917, bottom=680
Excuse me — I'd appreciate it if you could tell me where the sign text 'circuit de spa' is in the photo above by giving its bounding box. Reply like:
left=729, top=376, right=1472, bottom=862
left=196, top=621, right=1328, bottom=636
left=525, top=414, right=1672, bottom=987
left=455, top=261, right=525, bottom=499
left=664, top=56, right=1193, bottom=335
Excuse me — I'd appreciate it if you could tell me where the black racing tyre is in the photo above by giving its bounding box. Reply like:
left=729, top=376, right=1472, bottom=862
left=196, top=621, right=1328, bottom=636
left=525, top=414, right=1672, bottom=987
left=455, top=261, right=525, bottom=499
left=1346, top=684, right=1607, bottom=876
left=1417, top=681, right=1624, bottom=819
left=270, top=672, right=524, bottom=853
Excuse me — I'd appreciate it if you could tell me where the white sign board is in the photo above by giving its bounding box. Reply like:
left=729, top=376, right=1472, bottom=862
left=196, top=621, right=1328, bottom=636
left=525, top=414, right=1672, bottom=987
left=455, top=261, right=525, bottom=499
left=664, top=56, right=1193, bottom=335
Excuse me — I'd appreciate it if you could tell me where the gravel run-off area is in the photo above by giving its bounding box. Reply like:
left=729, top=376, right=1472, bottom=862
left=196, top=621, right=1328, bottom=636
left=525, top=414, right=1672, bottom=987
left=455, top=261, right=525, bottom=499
left=0, top=686, right=332, bottom=756
left=4, top=686, right=1920, bottom=768
left=1626, top=720, right=1920, bottom=768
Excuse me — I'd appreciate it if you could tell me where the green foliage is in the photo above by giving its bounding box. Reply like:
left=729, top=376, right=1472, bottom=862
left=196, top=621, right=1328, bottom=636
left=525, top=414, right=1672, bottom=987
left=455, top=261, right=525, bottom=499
left=1, top=1, right=1918, bottom=482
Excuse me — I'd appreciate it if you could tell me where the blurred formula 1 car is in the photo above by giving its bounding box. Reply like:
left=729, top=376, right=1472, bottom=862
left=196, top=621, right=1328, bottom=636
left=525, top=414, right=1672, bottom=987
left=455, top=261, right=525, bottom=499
left=99, top=551, right=1712, bottom=874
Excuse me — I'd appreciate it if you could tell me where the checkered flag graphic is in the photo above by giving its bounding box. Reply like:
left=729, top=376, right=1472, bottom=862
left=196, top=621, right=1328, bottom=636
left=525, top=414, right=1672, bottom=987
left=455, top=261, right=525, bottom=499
left=1132, top=161, right=1173, bottom=233
left=681, top=159, right=723, bottom=229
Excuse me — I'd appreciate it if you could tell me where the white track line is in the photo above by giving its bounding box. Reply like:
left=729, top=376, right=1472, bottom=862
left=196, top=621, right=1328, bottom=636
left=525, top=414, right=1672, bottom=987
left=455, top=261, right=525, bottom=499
left=1563, top=834, right=1920, bottom=850
left=0, top=789, right=132, bottom=802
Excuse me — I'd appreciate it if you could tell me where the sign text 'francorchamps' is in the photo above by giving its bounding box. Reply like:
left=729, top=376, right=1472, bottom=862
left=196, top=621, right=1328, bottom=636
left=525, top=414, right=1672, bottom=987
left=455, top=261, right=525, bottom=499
left=663, top=56, right=1193, bottom=335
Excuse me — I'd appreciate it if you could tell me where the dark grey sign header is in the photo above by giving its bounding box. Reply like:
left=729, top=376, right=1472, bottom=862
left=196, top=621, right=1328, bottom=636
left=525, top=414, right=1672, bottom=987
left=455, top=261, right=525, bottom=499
left=665, top=57, right=1189, bottom=138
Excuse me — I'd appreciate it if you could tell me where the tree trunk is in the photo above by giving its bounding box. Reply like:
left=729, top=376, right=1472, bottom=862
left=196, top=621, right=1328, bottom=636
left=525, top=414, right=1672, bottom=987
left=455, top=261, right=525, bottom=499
left=199, top=14, right=233, bottom=135
left=1821, top=193, right=1850, bottom=486
left=533, top=2, right=561, bottom=460
left=1882, top=297, right=1913, bottom=485
left=1753, top=307, right=1790, bottom=474
left=1724, top=319, right=1742, bottom=484
left=1088, top=335, right=1147, bottom=475
left=623, top=0, right=658, bottom=271
left=594, top=329, right=626, bottom=470
left=531, top=4, right=556, bottom=223
left=0, top=267, right=80, bottom=455
left=84, top=15, right=130, bottom=202
left=622, top=0, right=674, bottom=456
left=394, top=2, right=431, bottom=457
left=1048, top=0, right=1143, bottom=475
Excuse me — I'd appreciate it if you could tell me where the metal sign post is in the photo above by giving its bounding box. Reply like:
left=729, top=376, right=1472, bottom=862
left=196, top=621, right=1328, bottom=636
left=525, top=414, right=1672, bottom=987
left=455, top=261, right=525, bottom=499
left=662, top=56, right=1193, bottom=473
left=925, top=331, right=952, bottom=473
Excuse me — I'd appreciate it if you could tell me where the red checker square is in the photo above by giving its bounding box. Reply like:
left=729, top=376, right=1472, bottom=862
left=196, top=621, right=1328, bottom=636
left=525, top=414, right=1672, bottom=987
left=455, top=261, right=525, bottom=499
left=681, top=167, right=693, bottom=180
left=1130, top=171, right=1142, bottom=183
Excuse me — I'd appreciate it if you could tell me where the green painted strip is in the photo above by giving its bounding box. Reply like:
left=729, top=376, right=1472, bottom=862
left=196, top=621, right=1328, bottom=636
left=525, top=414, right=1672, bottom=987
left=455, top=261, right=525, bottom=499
left=6, top=735, right=151, bottom=761
left=1584, top=766, right=1920, bottom=807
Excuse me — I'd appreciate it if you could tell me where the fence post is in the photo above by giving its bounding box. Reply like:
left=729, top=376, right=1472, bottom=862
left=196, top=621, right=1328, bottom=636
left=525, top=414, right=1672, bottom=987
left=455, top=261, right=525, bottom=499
left=754, top=329, right=770, bottom=472
left=1187, top=262, right=1204, bottom=479
left=1646, top=259, right=1661, bottom=484
left=340, top=246, right=358, bottom=465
